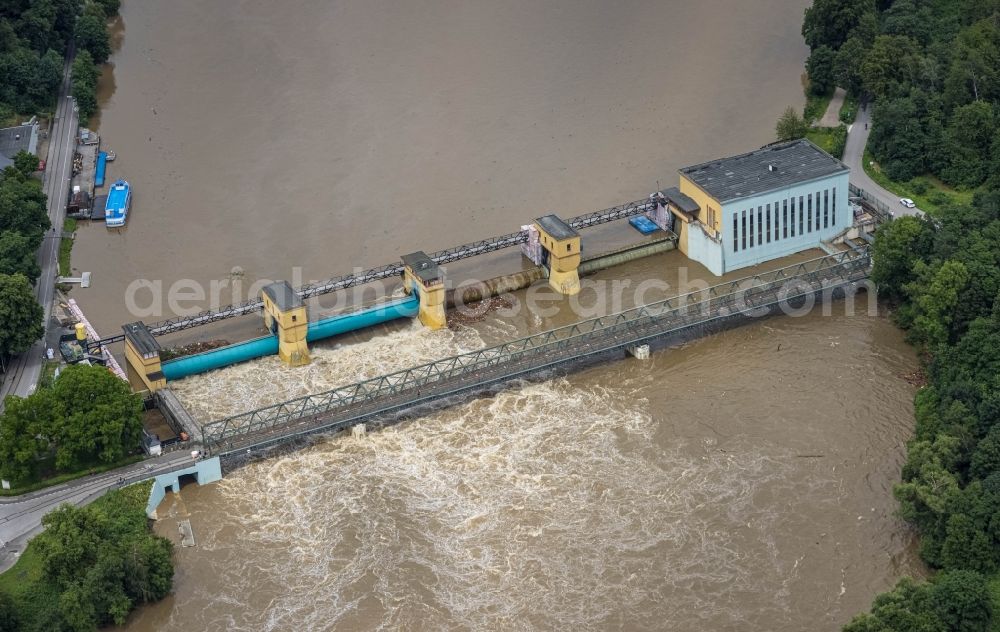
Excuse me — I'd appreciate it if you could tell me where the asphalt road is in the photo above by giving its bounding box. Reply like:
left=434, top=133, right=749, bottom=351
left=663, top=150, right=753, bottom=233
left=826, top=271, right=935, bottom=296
left=0, top=450, right=194, bottom=573
left=843, top=103, right=924, bottom=218
left=0, top=55, right=79, bottom=411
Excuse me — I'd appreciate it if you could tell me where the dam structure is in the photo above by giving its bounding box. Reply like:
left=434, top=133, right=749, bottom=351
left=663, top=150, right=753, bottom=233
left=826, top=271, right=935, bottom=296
left=108, top=139, right=885, bottom=464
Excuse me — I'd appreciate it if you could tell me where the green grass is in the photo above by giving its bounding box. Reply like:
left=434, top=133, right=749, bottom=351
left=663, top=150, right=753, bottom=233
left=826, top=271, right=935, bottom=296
left=0, top=454, right=144, bottom=497
left=806, top=128, right=836, bottom=154
left=37, top=360, right=60, bottom=389
left=57, top=217, right=76, bottom=278
left=805, top=125, right=847, bottom=159
left=0, top=541, right=43, bottom=595
left=862, top=150, right=978, bottom=215
left=839, top=92, right=860, bottom=125
left=804, top=89, right=834, bottom=124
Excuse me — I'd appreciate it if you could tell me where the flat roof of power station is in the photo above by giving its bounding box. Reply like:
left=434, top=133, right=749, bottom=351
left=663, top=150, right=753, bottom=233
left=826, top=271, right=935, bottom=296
left=679, top=138, right=848, bottom=203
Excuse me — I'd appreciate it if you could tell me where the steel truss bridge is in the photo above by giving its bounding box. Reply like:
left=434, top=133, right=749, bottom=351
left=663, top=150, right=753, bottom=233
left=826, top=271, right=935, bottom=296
left=89, top=196, right=659, bottom=350
left=200, top=247, right=872, bottom=456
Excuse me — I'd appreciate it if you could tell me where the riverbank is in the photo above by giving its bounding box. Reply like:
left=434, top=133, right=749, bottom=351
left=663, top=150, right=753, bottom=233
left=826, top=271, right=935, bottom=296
left=0, top=481, right=174, bottom=630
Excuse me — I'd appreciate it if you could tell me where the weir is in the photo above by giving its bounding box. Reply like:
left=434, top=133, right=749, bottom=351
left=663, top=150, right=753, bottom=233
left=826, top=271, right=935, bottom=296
left=121, top=203, right=676, bottom=387
left=91, top=196, right=663, bottom=349
left=119, top=143, right=878, bottom=434
left=193, top=247, right=872, bottom=457
left=157, top=294, right=420, bottom=382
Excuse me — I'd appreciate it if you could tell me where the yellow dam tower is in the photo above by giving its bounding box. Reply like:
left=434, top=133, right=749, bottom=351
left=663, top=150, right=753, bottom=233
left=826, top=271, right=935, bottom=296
left=261, top=281, right=311, bottom=367
left=534, top=214, right=581, bottom=295
left=123, top=321, right=167, bottom=393
left=402, top=251, right=447, bottom=330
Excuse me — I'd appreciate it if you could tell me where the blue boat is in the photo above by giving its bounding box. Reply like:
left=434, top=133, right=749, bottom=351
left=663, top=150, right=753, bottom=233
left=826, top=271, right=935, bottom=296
left=629, top=215, right=660, bottom=235
left=105, top=179, right=131, bottom=227
left=95, top=151, right=107, bottom=187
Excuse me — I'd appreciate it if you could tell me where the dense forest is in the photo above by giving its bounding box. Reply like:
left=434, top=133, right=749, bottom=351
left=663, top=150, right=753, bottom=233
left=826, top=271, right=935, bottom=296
left=858, top=195, right=1000, bottom=630
left=799, top=0, right=1000, bottom=629
left=804, top=0, right=1000, bottom=189
left=0, top=0, right=119, bottom=124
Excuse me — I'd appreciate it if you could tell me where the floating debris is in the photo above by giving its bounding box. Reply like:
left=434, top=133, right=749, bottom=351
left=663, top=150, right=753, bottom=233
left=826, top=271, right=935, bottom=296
left=900, top=369, right=927, bottom=387
left=160, top=339, right=231, bottom=361
left=448, top=295, right=514, bottom=326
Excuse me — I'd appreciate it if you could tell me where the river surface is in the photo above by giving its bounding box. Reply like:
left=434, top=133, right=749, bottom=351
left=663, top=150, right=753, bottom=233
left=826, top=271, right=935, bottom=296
left=70, top=0, right=927, bottom=630
left=132, top=309, right=923, bottom=632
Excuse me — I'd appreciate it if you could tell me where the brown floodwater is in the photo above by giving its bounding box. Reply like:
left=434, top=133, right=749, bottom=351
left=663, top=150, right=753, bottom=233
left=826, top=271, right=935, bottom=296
left=132, top=309, right=923, bottom=632
left=69, top=0, right=926, bottom=630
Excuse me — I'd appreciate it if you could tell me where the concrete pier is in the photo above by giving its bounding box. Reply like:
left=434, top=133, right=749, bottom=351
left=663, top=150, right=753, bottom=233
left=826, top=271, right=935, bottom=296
left=145, top=456, right=222, bottom=518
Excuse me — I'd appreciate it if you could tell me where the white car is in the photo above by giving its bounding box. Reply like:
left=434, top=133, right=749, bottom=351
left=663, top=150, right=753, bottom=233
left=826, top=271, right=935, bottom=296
left=899, top=198, right=916, bottom=208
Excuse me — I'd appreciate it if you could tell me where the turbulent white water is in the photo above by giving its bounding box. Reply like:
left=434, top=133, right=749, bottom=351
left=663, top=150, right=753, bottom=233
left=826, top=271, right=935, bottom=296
left=169, top=320, right=485, bottom=421
left=167, top=379, right=806, bottom=630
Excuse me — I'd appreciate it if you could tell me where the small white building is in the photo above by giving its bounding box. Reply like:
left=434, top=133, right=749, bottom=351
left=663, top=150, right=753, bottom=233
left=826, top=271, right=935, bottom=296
left=666, top=139, right=851, bottom=276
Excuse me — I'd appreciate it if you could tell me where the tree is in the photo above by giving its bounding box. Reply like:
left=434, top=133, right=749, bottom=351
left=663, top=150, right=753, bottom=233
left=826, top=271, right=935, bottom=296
left=0, top=230, right=41, bottom=281
left=802, top=0, right=876, bottom=51
left=834, top=36, right=868, bottom=96
left=906, top=260, right=971, bottom=348
left=860, top=35, right=922, bottom=101
left=0, top=172, right=50, bottom=243
left=868, top=94, right=927, bottom=180
left=806, top=46, right=836, bottom=96
left=0, top=273, right=43, bottom=356
left=775, top=106, right=807, bottom=141
left=0, top=387, right=59, bottom=483
left=895, top=434, right=964, bottom=566
left=70, top=50, right=100, bottom=121
left=74, top=13, right=110, bottom=64
left=942, top=18, right=1000, bottom=111
left=970, top=425, right=1000, bottom=479
left=49, top=364, right=143, bottom=469
left=35, top=504, right=109, bottom=587
left=12, top=150, right=39, bottom=176
left=927, top=570, right=994, bottom=632
left=0, top=591, right=19, bottom=632
left=882, top=0, right=932, bottom=45
left=26, top=487, right=176, bottom=630
left=122, top=537, right=174, bottom=603
left=843, top=577, right=943, bottom=632
left=939, top=512, right=996, bottom=572
left=871, top=215, right=934, bottom=300
left=95, top=0, right=122, bottom=17
left=941, top=101, right=996, bottom=187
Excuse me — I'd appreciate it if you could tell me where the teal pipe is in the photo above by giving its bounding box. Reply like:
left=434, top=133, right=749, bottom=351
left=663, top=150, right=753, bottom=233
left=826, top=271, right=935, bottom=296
left=307, top=294, right=418, bottom=341
left=161, top=294, right=420, bottom=381
left=161, top=335, right=278, bottom=381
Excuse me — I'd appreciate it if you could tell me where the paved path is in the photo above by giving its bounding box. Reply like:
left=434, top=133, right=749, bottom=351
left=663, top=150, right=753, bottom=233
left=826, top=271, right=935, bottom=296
left=843, top=102, right=924, bottom=218
left=816, top=87, right=846, bottom=128
left=0, top=451, right=194, bottom=574
left=0, top=54, right=79, bottom=411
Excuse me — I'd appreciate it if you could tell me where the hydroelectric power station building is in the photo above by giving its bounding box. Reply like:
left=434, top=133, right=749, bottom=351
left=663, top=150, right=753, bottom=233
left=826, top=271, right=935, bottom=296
left=668, top=138, right=850, bottom=276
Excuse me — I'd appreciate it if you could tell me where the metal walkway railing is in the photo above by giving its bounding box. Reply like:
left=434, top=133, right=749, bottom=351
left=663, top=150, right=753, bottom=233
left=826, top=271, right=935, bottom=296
left=91, top=196, right=657, bottom=348
left=849, top=183, right=893, bottom=224
left=202, top=247, right=871, bottom=455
